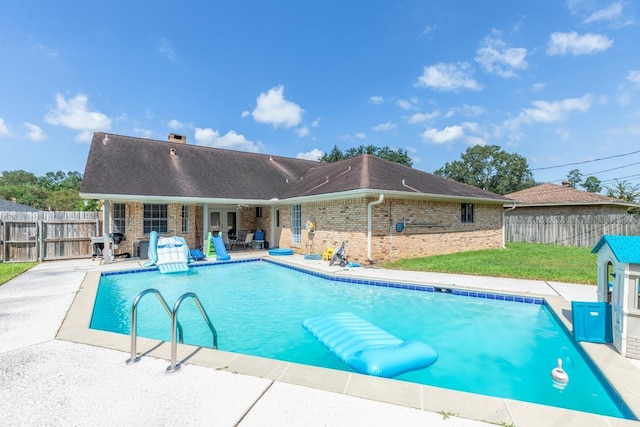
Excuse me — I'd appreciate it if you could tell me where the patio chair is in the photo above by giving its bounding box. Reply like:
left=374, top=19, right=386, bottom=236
left=237, top=232, right=254, bottom=250
left=232, top=230, right=248, bottom=250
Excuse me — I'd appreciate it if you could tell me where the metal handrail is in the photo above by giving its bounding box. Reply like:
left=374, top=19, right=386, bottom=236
left=126, top=288, right=184, bottom=364
left=167, top=292, right=218, bottom=371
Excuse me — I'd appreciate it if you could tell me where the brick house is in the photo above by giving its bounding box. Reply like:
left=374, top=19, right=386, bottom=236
left=80, top=133, right=512, bottom=263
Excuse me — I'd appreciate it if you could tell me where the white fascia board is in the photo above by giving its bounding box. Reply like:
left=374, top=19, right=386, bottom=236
left=81, top=190, right=512, bottom=206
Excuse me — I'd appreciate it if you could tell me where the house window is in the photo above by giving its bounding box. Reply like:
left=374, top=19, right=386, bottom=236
left=461, top=203, right=474, bottom=224
left=632, top=277, right=640, bottom=311
left=143, top=204, right=168, bottom=234
left=113, top=203, right=126, bottom=233
left=181, top=205, right=190, bottom=234
left=606, top=261, right=615, bottom=304
left=256, top=207, right=263, bottom=218
left=291, top=204, right=301, bottom=245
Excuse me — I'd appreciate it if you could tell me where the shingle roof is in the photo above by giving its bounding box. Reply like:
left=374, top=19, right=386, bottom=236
left=592, top=235, right=640, bottom=264
left=0, top=199, right=39, bottom=212
left=506, top=183, right=639, bottom=207
left=279, top=154, right=508, bottom=201
left=80, top=133, right=511, bottom=203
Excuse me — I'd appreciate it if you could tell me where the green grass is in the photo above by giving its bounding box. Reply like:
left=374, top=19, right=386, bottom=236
left=0, top=262, right=38, bottom=286
left=382, top=243, right=597, bottom=285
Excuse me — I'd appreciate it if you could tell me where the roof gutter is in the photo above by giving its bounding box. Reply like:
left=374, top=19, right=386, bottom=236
left=367, top=194, right=384, bottom=262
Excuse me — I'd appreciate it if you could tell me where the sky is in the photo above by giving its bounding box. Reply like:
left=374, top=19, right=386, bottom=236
left=1, top=0, right=640, bottom=191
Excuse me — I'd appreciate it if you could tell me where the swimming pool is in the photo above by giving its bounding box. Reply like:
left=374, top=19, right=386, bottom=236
left=90, top=260, right=633, bottom=419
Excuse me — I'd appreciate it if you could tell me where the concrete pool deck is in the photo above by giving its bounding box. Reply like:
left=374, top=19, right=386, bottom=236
left=1, top=254, right=640, bottom=426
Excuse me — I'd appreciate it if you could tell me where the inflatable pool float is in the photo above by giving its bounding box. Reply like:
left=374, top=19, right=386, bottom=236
left=268, top=248, right=294, bottom=256
left=304, top=253, right=321, bottom=260
left=302, top=312, right=438, bottom=378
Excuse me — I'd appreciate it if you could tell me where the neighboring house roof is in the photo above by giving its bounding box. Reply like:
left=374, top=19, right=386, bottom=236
left=0, top=198, right=39, bottom=212
left=505, top=183, right=640, bottom=208
left=592, top=235, right=640, bottom=264
left=80, top=133, right=511, bottom=204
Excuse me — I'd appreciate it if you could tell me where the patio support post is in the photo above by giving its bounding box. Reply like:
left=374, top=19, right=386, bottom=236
left=103, top=200, right=111, bottom=264
left=367, top=194, right=384, bottom=262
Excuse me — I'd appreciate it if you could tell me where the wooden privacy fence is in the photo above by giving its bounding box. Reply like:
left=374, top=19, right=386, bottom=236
left=0, top=211, right=103, bottom=262
left=505, top=213, right=640, bottom=248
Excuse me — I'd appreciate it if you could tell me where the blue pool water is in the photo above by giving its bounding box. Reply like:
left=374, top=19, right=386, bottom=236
left=91, top=260, right=632, bottom=419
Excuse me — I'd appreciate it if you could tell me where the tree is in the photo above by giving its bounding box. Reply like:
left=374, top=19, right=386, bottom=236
left=606, top=179, right=640, bottom=202
left=566, top=169, right=583, bottom=189
left=0, top=170, right=38, bottom=186
left=434, top=145, right=536, bottom=195
left=0, top=169, right=100, bottom=211
left=319, top=145, right=413, bottom=167
left=581, top=176, right=602, bottom=193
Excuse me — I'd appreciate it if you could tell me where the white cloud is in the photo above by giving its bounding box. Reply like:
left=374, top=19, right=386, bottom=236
left=547, top=32, right=613, bottom=56
left=408, top=110, right=440, bottom=124
left=627, top=70, right=640, bottom=87
left=475, top=31, right=528, bottom=78
left=0, top=118, right=12, bottom=137
left=421, top=122, right=485, bottom=145
left=23, top=123, right=46, bottom=141
left=421, top=125, right=465, bottom=144
left=617, top=70, right=640, bottom=105
left=44, top=93, right=111, bottom=142
left=311, top=117, right=321, bottom=127
left=504, top=94, right=593, bottom=130
left=396, top=98, right=419, bottom=111
left=532, top=82, right=546, bottom=92
left=251, top=85, right=304, bottom=128
left=583, top=2, right=622, bottom=24
left=369, top=96, right=384, bottom=105
left=396, top=99, right=412, bottom=110
left=168, top=119, right=183, bottom=129
left=28, top=35, right=58, bottom=58
left=445, top=104, right=485, bottom=118
left=423, top=25, right=436, bottom=35
left=296, top=148, right=323, bottom=161
left=296, top=126, right=310, bottom=137
left=416, top=62, right=481, bottom=92
left=340, top=133, right=366, bottom=141
left=372, top=121, right=397, bottom=132
left=158, top=38, right=177, bottom=62
left=241, top=111, right=250, bottom=118
left=194, top=128, right=263, bottom=152
left=134, top=128, right=153, bottom=138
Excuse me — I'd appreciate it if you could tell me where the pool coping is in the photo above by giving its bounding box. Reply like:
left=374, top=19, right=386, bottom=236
left=57, top=258, right=640, bottom=427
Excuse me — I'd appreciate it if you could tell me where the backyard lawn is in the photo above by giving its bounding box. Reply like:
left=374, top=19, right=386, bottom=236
left=382, top=243, right=597, bottom=285
left=0, top=262, right=37, bottom=286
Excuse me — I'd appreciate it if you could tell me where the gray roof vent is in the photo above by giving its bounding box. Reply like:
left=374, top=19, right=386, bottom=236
left=168, top=133, right=187, bottom=144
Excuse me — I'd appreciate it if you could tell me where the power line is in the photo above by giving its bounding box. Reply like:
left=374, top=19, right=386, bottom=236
left=546, top=160, right=640, bottom=183
left=531, top=148, right=640, bottom=171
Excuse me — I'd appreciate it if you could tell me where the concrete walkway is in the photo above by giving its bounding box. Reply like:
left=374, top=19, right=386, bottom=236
left=0, top=256, right=637, bottom=426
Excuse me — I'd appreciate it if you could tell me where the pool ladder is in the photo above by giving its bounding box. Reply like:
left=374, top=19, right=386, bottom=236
left=126, top=288, right=218, bottom=372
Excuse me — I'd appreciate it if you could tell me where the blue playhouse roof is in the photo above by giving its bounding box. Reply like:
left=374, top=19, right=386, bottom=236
left=592, top=235, right=640, bottom=264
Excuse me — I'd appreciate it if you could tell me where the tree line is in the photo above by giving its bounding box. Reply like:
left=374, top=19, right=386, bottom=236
left=2, top=145, right=638, bottom=211
left=0, top=170, right=99, bottom=211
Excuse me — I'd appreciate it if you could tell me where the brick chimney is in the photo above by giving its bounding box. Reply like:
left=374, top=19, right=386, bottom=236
left=11, top=197, right=17, bottom=203
left=168, top=133, right=187, bottom=144
left=561, top=181, right=571, bottom=187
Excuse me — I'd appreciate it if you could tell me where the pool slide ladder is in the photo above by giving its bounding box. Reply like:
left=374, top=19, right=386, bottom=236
left=126, top=288, right=218, bottom=372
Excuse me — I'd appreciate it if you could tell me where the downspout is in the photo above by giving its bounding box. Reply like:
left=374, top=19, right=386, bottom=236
left=502, top=203, right=517, bottom=248
left=367, top=194, right=385, bottom=262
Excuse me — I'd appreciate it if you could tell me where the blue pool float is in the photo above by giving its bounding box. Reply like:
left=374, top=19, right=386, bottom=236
left=268, top=248, right=294, bottom=256
left=302, top=312, right=438, bottom=378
